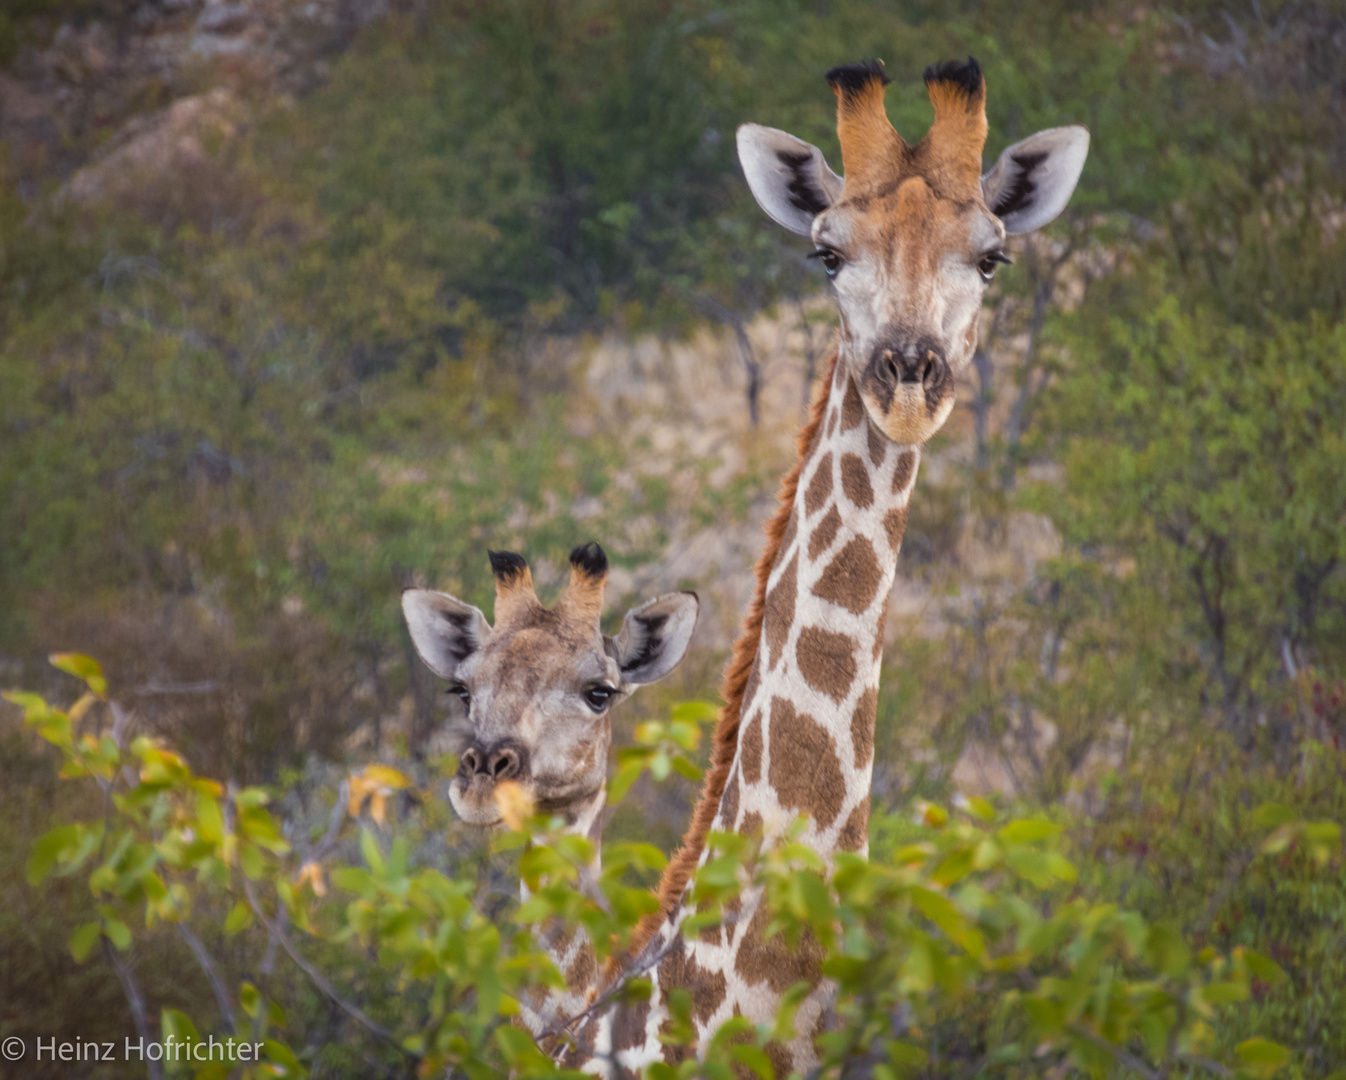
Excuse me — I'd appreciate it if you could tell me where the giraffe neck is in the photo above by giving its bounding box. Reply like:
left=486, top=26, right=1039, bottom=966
left=559, top=353, right=922, bottom=1074
left=718, top=359, right=917, bottom=852
left=517, top=786, right=605, bottom=1039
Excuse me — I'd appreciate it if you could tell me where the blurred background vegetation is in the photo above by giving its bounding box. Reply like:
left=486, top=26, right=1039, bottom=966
left=2, top=0, right=1345, bottom=1076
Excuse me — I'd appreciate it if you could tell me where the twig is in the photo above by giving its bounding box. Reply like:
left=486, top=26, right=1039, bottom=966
left=240, top=875, right=414, bottom=1056
left=178, top=924, right=237, bottom=1034
left=133, top=681, right=220, bottom=695
left=540, top=914, right=703, bottom=1045
left=103, top=937, right=163, bottom=1080
left=295, top=780, right=350, bottom=873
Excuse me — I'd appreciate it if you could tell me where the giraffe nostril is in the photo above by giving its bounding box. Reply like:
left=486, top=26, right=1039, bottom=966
left=883, top=351, right=900, bottom=384
left=460, top=747, right=484, bottom=776
left=489, top=747, right=520, bottom=780
left=920, top=354, right=939, bottom=387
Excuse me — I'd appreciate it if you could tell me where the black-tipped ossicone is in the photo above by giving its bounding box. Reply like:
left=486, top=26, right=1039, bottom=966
left=488, top=549, right=528, bottom=583
left=569, top=541, right=608, bottom=578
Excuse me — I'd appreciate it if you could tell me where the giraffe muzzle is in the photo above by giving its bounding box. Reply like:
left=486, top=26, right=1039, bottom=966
left=859, top=337, right=957, bottom=444
left=877, top=339, right=947, bottom=390
left=458, top=740, right=525, bottom=782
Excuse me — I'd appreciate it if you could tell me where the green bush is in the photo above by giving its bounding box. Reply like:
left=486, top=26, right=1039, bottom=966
left=5, top=655, right=1336, bottom=1079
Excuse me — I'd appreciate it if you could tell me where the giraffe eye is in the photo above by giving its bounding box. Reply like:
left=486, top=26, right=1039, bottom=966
left=448, top=683, right=470, bottom=708
left=977, top=249, right=1012, bottom=282
left=584, top=685, right=616, bottom=712
left=808, top=248, right=843, bottom=278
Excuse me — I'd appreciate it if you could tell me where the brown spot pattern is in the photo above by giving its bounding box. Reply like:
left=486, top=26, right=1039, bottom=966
left=883, top=505, right=909, bottom=552
left=765, top=1041, right=793, bottom=1077
left=808, top=504, right=841, bottom=561
left=837, top=800, right=870, bottom=852
left=867, top=421, right=887, bottom=467
left=827, top=408, right=838, bottom=436
left=812, top=536, right=882, bottom=615
left=840, top=453, right=874, bottom=508
left=804, top=454, right=833, bottom=515
left=734, top=896, right=823, bottom=992
left=740, top=711, right=763, bottom=784
left=740, top=810, right=763, bottom=839
left=841, top=377, right=865, bottom=431
left=768, top=696, right=845, bottom=827
left=719, top=768, right=740, bottom=830
left=763, top=552, right=797, bottom=669
left=611, top=992, right=651, bottom=1051
left=892, top=449, right=917, bottom=494
left=796, top=626, right=858, bottom=702
left=566, top=943, right=596, bottom=991
left=851, top=686, right=876, bottom=768
left=658, top=937, right=727, bottom=1025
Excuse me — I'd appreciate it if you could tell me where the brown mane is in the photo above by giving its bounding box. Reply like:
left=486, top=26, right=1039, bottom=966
left=623, top=347, right=840, bottom=962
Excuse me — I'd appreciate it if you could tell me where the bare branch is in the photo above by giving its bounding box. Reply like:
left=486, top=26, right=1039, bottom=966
left=241, top=874, right=413, bottom=1056
left=133, top=681, right=220, bottom=696
left=103, top=938, right=163, bottom=1080
left=296, top=780, right=350, bottom=872
left=178, top=924, right=238, bottom=1034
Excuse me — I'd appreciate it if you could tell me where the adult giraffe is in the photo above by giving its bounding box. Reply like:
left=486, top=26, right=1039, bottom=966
left=554, top=56, right=1090, bottom=1073
left=402, top=542, right=700, bottom=1036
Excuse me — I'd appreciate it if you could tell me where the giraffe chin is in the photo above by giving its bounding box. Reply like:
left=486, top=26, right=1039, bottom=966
left=860, top=380, right=956, bottom=446
left=448, top=778, right=508, bottom=827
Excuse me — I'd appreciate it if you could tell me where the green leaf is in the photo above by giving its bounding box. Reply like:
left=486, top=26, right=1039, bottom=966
left=1236, top=1038, right=1292, bottom=1077
left=224, top=901, right=253, bottom=935
left=961, top=795, right=997, bottom=822
left=886, top=1040, right=929, bottom=1068
left=69, top=922, right=101, bottom=963
left=608, top=759, right=646, bottom=804
left=1145, top=924, right=1191, bottom=977
left=161, top=1007, right=200, bottom=1044
left=103, top=918, right=132, bottom=951
left=262, top=1038, right=306, bottom=1077
left=729, top=1045, right=774, bottom=1079
left=27, top=824, right=80, bottom=885
left=49, top=653, right=108, bottom=697
left=1243, top=948, right=1287, bottom=985
left=931, top=847, right=974, bottom=886
left=671, top=755, right=703, bottom=782
left=1006, top=848, right=1055, bottom=889
left=1201, top=980, right=1249, bottom=1005
left=1252, top=803, right=1297, bottom=830
left=999, top=819, right=1062, bottom=844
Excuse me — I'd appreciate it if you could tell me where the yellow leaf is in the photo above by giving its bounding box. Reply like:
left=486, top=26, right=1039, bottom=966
left=347, top=764, right=414, bottom=821
left=67, top=693, right=99, bottom=724
left=295, top=861, right=327, bottom=897
left=494, top=780, right=534, bottom=832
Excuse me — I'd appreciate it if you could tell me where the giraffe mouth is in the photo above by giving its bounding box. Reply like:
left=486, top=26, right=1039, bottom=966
left=859, top=361, right=955, bottom=445
left=448, top=776, right=508, bottom=826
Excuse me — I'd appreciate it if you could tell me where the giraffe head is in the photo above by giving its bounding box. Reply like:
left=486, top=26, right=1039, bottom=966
left=402, top=543, right=699, bottom=829
left=738, top=56, right=1088, bottom=446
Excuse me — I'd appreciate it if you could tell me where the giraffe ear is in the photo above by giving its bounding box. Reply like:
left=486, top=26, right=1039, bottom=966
left=981, top=125, right=1089, bottom=235
left=609, top=592, right=699, bottom=689
left=402, top=588, right=490, bottom=680
left=737, top=124, right=844, bottom=237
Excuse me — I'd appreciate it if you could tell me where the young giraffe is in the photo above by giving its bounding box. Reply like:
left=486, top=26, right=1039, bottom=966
left=402, top=542, right=699, bottom=1037
left=554, top=57, right=1090, bottom=1074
